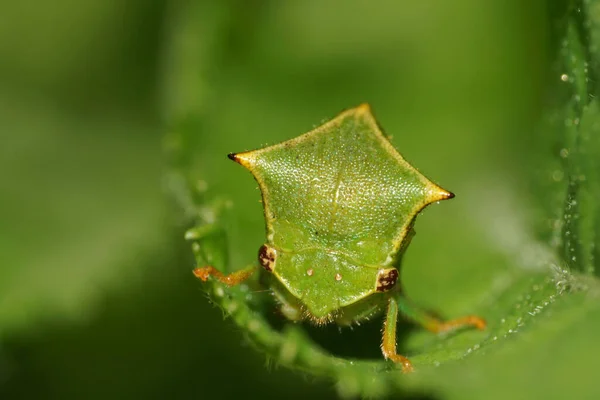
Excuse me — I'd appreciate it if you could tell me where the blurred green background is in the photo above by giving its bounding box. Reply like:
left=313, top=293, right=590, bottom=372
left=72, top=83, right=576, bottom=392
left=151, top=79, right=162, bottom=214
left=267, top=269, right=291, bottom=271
left=2, top=0, right=598, bottom=399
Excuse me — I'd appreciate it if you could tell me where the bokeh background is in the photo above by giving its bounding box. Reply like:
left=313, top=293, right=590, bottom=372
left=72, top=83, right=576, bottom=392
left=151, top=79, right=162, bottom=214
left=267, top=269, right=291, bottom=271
left=4, top=0, right=589, bottom=399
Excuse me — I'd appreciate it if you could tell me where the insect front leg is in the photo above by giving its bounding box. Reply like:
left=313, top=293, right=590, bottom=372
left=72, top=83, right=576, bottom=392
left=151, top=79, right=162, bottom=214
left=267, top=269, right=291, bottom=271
left=381, top=296, right=414, bottom=373
left=193, top=265, right=258, bottom=286
left=394, top=292, right=486, bottom=334
left=187, top=222, right=258, bottom=287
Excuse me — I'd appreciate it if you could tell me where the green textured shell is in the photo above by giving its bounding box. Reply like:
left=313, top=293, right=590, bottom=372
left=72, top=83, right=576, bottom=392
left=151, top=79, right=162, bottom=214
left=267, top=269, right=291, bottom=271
left=230, top=104, right=452, bottom=321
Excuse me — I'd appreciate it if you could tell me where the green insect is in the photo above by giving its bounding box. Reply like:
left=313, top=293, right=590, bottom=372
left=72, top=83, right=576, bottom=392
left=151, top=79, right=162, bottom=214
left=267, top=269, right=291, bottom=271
left=195, top=104, right=485, bottom=372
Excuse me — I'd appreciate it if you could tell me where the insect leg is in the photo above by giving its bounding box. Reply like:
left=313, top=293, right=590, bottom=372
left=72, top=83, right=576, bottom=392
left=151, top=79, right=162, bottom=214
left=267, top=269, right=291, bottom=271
left=394, top=294, right=486, bottom=334
left=381, top=296, right=414, bottom=373
left=187, top=218, right=258, bottom=286
left=193, top=265, right=257, bottom=287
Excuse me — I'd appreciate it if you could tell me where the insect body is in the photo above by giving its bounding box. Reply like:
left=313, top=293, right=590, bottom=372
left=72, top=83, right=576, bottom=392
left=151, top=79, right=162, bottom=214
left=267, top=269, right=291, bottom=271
left=194, top=104, right=485, bottom=372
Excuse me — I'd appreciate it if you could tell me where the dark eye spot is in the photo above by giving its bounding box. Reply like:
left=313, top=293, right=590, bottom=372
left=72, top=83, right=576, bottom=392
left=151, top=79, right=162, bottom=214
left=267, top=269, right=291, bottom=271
left=376, top=269, right=398, bottom=292
left=258, top=244, right=277, bottom=272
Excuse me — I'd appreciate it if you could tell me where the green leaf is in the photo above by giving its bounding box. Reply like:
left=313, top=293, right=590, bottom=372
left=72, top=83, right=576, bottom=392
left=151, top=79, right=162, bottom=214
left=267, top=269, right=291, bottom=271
left=164, top=1, right=600, bottom=398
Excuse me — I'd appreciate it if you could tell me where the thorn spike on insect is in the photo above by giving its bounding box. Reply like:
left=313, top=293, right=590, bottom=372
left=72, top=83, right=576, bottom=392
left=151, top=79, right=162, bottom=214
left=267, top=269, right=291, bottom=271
left=194, top=104, right=486, bottom=372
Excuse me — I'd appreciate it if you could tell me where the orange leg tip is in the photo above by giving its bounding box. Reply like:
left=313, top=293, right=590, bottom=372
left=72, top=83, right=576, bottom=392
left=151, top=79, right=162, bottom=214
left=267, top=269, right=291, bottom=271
left=193, top=267, right=211, bottom=281
left=386, top=355, right=414, bottom=373
left=436, top=315, right=487, bottom=333
left=473, top=317, right=487, bottom=330
left=192, top=265, right=256, bottom=286
left=401, top=360, right=414, bottom=374
left=460, top=315, right=487, bottom=330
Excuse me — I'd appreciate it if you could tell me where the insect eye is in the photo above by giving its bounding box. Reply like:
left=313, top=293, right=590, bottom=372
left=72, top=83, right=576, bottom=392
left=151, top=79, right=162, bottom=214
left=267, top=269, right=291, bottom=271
left=258, top=244, right=277, bottom=272
left=376, top=269, right=399, bottom=292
